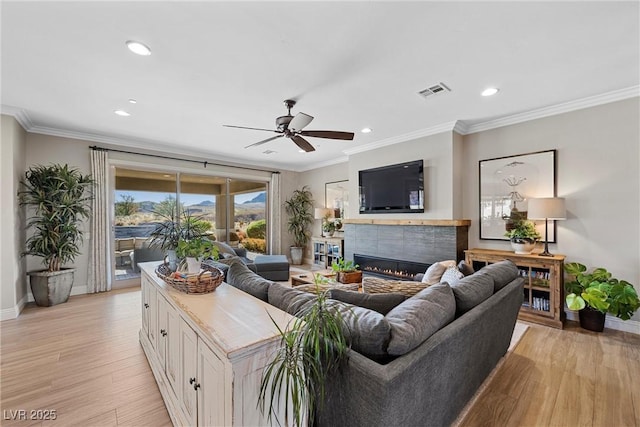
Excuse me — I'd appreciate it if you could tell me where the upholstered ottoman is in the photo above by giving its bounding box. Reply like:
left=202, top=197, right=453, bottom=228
left=254, top=255, right=290, bottom=281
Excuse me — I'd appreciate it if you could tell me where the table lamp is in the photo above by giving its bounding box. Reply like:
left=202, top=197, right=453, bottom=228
left=527, top=197, right=566, bottom=257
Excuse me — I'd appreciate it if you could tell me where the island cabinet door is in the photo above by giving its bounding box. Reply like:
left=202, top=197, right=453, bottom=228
left=147, top=284, right=158, bottom=351
left=165, top=304, right=181, bottom=396
left=141, top=276, right=156, bottom=338
left=156, top=294, right=169, bottom=369
left=179, top=319, right=199, bottom=426
left=197, top=342, right=226, bottom=427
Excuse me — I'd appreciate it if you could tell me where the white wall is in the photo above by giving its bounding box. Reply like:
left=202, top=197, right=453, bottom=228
left=348, top=131, right=457, bottom=219
left=1, top=115, right=27, bottom=319
left=462, top=97, right=640, bottom=323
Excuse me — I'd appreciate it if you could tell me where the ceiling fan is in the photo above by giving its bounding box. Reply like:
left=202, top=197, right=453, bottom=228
left=223, top=100, right=355, bottom=152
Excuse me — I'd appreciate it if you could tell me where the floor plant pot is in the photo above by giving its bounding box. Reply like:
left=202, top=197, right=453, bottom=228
left=28, top=268, right=75, bottom=307
left=290, top=246, right=304, bottom=265
left=579, top=307, right=606, bottom=332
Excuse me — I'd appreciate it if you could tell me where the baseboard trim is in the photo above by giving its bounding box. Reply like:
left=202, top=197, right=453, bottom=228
left=565, top=310, right=640, bottom=335
left=0, top=295, right=27, bottom=321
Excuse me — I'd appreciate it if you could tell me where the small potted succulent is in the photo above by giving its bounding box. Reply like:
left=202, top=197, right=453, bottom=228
left=565, top=262, right=639, bottom=332
left=504, top=219, right=541, bottom=254
left=331, top=258, right=362, bottom=284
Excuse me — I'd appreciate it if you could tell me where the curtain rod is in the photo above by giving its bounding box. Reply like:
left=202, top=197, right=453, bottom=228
left=89, top=145, right=280, bottom=174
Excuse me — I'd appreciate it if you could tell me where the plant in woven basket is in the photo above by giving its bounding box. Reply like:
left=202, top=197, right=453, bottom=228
left=259, top=288, right=351, bottom=426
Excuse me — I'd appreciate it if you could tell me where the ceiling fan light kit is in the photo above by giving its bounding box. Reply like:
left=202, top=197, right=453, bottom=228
left=224, top=99, right=354, bottom=153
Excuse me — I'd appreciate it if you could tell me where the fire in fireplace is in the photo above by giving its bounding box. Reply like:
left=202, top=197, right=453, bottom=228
left=354, top=254, right=431, bottom=281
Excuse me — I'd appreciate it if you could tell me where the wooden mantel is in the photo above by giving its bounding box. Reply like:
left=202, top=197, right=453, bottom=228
left=342, top=219, right=471, bottom=226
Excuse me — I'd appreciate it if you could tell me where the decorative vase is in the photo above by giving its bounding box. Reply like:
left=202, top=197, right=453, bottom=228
left=186, top=257, right=201, bottom=274
left=579, top=307, right=606, bottom=332
left=28, top=268, right=75, bottom=306
left=510, top=239, right=536, bottom=254
left=290, top=246, right=304, bottom=265
left=166, top=249, right=178, bottom=271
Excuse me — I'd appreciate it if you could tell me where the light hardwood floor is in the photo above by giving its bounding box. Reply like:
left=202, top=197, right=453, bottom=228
left=1, top=288, right=639, bottom=426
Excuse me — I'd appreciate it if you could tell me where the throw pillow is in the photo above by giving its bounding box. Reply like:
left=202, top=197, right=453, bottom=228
left=457, top=260, right=475, bottom=277
left=439, top=260, right=457, bottom=268
left=212, top=241, right=238, bottom=258
left=385, top=282, right=456, bottom=356
left=441, top=266, right=464, bottom=286
left=329, top=289, right=407, bottom=315
left=421, top=263, right=446, bottom=284
left=226, top=259, right=272, bottom=302
left=450, top=273, right=494, bottom=316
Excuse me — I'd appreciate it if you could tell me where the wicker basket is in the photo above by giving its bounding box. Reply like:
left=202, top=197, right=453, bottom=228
left=361, top=276, right=429, bottom=297
left=155, top=262, right=224, bottom=294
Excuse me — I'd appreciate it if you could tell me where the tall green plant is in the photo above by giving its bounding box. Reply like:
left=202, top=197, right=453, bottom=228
left=149, top=197, right=211, bottom=250
left=18, top=164, right=93, bottom=272
left=259, top=288, right=351, bottom=426
left=284, top=186, right=314, bottom=248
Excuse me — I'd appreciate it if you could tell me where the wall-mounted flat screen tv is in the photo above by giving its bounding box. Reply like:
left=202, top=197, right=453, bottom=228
left=359, top=160, right=424, bottom=214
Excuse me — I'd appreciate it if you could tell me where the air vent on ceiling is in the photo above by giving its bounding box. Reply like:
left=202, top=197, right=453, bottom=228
left=262, top=149, right=277, bottom=155
left=418, top=82, right=451, bottom=99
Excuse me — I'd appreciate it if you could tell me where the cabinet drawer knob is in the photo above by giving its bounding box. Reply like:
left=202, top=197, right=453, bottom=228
left=160, top=329, right=167, bottom=337
left=144, top=303, right=149, bottom=308
left=189, top=377, right=196, bottom=384
left=193, top=382, right=201, bottom=391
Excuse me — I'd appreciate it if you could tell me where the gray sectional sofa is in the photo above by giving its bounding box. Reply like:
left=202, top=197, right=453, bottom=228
left=216, top=257, right=524, bottom=427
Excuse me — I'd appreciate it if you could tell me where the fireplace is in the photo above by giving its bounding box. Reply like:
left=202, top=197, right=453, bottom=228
left=354, top=254, right=430, bottom=281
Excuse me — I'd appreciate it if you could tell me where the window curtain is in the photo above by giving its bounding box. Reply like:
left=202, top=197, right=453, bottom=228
left=268, top=172, right=281, bottom=255
left=88, top=149, right=111, bottom=293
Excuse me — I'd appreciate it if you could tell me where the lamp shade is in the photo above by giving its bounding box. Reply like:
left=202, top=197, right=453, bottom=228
left=527, top=197, right=566, bottom=220
left=314, top=208, right=334, bottom=219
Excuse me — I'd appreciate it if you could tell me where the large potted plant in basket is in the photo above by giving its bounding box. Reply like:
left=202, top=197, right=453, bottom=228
left=284, top=186, right=314, bottom=265
left=565, top=262, right=640, bottom=332
left=18, top=164, right=93, bottom=306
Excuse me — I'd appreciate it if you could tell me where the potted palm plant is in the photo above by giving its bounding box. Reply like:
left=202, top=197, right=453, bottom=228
left=259, top=287, right=351, bottom=426
left=19, top=164, right=93, bottom=306
left=284, top=186, right=314, bottom=265
left=565, top=262, right=640, bottom=332
left=504, top=219, right=541, bottom=254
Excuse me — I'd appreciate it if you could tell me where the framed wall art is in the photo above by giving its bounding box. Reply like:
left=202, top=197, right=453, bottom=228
left=479, top=150, right=556, bottom=241
left=325, top=180, right=349, bottom=219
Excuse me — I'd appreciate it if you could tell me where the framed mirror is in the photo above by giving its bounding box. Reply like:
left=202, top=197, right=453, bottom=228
left=325, top=180, right=349, bottom=219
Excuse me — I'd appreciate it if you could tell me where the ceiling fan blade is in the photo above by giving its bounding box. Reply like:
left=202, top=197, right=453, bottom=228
left=288, top=113, right=314, bottom=132
left=244, top=134, right=283, bottom=149
left=299, top=130, right=355, bottom=140
left=224, top=124, right=278, bottom=133
left=291, top=135, right=315, bottom=152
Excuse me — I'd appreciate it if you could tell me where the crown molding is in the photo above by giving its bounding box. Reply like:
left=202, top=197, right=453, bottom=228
left=1, top=105, right=33, bottom=129
left=343, top=121, right=459, bottom=156
left=462, top=85, right=640, bottom=135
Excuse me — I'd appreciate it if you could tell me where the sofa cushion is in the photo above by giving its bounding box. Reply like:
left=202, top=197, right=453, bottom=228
left=477, top=260, right=519, bottom=292
left=325, top=300, right=391, bottom=361
left=225, top=259, right=272, bottom=302
left=450, top=273, right=494, bottom=315
left=458, top=260, right=475, bottom=277
left=385, top=282, right=456, bottom=356
left=329, top=289, right=407, bottom=315
left=421, top=262, right=446, bottom=284
left=268, top=282, right=315, bottom=315
left=441, top=266, right=464, bottom=286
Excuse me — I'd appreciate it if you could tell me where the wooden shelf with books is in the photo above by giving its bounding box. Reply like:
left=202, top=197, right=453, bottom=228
left=465, top=248, right=565, bottom=329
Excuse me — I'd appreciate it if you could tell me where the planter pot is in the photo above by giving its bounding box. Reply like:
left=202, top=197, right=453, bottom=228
left=579, top=307, right=606, bottom=332
left=510, top=239, right=536, bottom=254
left=290, top=246, right=304, bottom=265
left=28, top=268, right=75, bottom=307
left=166, top=249, right=178, bottom=271
left=337, top=270, right=363, bottom=284
left=186, top=257, right=201, bottom=274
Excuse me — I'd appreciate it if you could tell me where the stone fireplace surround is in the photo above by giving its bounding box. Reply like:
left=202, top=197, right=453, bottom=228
left=343, top=219, right=471, bottom=274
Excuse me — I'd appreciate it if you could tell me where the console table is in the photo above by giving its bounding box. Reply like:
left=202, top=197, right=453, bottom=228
left=465, top=249, right=565, bottom=329
left=138, top=262, right=294, bottom=426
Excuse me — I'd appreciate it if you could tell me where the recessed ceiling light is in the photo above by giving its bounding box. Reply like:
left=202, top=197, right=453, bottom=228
left=361, top=127, right=372, bottom=133
left=114, top=110, right=130, bottom=117
left=126, top=40, right=151, bottom=56
left=128, top=99, right=137, bottom=104
left=481, top=87, right=499, bottom=97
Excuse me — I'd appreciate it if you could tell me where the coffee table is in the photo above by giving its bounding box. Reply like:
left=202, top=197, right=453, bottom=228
left=291, top=269, right=335, bottom=287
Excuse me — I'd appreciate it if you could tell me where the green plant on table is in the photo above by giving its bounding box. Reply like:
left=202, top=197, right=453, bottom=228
left=259, top=289, right=351, bottom=427
left=504, top=219, right=541, bottom=243
left=565, top=262, right=640, bottom=320
left=175, top=237, right=218, bottom=260
left=331, top=258, right=359, bottom=273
